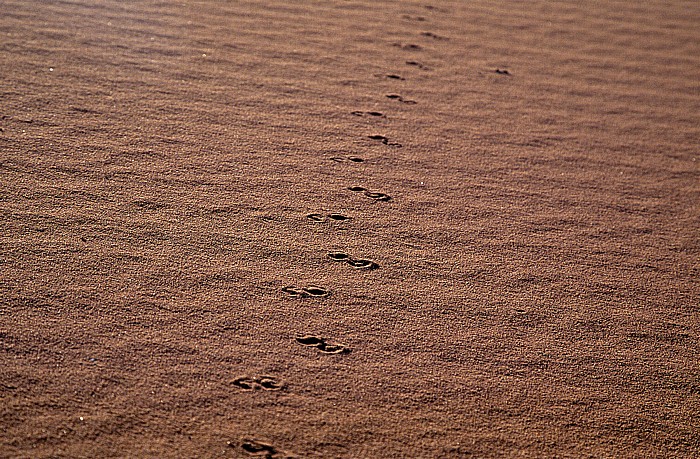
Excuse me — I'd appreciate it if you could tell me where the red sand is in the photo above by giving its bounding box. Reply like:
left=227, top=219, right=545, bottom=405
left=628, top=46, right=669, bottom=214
left=1, top=1, right=699, bottom=457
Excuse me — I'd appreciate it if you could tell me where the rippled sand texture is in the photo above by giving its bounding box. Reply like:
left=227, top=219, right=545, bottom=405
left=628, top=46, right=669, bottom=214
left=1, top=1, right=699, bottom=458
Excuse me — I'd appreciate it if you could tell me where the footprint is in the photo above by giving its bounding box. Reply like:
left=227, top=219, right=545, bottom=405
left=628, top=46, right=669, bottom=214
left=232, top=376, right=284, bottom=391
left=296, top=335, right=325, bottom=346
left=302, top=286, right=329, bottom=297
left=306, top=213, right=325, bottom=222
left=401, top=14, right=426, bottom=21
left=295, top=335, right=350, bottom=354
left=421, top=31, right=448, bottom=40
left=327, top=252, right=380, bottom=270
left=258, top=376, right=284, bottom=391
left=317, top=342, right=348, bottom=354
left=392, top=43, right=423, bottom=50
left=423, top=5, right=449, bottom=12
left=348, top=186, right=392, bottom=202
left=406, top=60, right=431, bottom=70
left=282, top=285, right=329, bottom=298
left=351, top=111, right=385, bottom=117
left=328, top=251, right=351, bottom=261
left=346, top=259, right=380, bottom=270
left=330, top=156, right=364, bottom=163
left=232, top=377, right=257, bottom=391
left=385, top=94, right=417, bottom=104
left=237, top=439, right=297, bottom=458
left=281, top=286, right=306, bottom=297
left=363, top=191, right=392, bottom=202
left=132, top=200, right=167, bottom=210
left=239, top=439, right=276, bottom=457
left=368, top=135, right=402, bottom=147
left=306, top=213, right=351, bottom=223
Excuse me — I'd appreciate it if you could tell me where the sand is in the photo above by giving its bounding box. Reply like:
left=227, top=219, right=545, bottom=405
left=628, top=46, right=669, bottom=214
left=1, top=1, right=699, bottom=457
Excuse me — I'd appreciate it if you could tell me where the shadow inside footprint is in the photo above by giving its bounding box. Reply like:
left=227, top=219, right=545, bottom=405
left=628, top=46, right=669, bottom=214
left=308, top=213, right=350, bottom=223
left=406, top=60, right=431, bottom=70
left=257, top=376, right=283, bottom=391
left=330, top=156, right=365, bottom=163
left=401, top=14, right=426, bottom=21
left=233, top=376, right=284, bottom=391
left=392, top=43, right=423, bottom=50
left=296, top=335, right=350, bottom=354
left=281, top=286, right=306, bottom=297
left=232, top=377, right=256, bottom=391
left=421, top=31, right=448, bottom=40
left=328, top=251, right=351, bottom=261
left=306, top=213, right=325, bottom=222
left=385, top=94, right=417, bottom=104
left=240, top=439, right=277, bottom=457
left=368, top=135, right=402, bottom=147
left=364, top=191, right=392, bottom=202
left=283, top=285, right=328, bottom=298
left=302, top=286, right=329, bottom=297
left=352, top=111, right=385, bottom=117
left=347, top=259, right=379, bottom=270
left=296, top=335, right=324, bottom=346
left=317, top=342, right=349, bottom=354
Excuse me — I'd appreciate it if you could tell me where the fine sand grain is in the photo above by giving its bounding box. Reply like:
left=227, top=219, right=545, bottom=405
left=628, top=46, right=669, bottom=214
left=1, top=1, right=699, bottom=458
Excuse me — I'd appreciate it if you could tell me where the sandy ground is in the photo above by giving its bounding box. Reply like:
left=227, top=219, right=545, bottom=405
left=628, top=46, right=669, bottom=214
left=1, top=1, right=699, bottom=458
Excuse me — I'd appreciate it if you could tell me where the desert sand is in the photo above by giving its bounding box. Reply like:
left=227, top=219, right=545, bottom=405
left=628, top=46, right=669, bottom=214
left=1, top=1, right=699, bottom=458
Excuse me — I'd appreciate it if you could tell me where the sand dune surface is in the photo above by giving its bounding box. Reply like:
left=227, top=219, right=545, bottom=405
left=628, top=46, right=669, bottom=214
left=1, top=1, right=699, bottom=457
